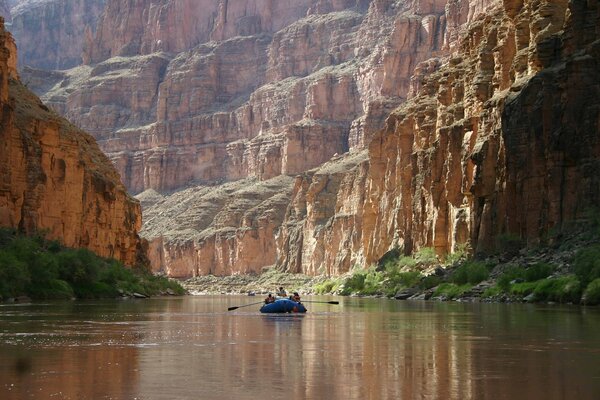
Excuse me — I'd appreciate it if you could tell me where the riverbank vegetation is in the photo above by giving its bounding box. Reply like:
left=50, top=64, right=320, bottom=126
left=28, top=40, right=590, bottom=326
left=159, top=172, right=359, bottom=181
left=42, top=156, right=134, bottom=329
left=0, top=228, right=185, bottom=301
left=314, top=215, right=600, bottom=305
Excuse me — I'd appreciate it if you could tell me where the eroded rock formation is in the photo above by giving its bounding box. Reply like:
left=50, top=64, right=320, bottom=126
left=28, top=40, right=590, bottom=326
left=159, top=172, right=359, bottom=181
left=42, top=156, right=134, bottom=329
left=276, top=0, right=600, bottom=274
left=29, top=0, right=449, bottom=194
left=0, top=18, right=142, bottom=265
left=0, top=0, right=106, bottom=70
left=18, top=0, right=600, bottom=277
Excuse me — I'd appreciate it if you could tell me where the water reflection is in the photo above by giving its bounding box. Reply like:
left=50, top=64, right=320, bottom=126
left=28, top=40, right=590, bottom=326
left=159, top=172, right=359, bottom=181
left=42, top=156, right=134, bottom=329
left=1, top=298, right=599, bottom=399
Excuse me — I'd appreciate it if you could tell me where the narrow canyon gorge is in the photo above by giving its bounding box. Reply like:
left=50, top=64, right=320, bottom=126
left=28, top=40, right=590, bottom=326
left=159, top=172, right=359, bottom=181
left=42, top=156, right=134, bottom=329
left=3, top=0, right=598, bottom=278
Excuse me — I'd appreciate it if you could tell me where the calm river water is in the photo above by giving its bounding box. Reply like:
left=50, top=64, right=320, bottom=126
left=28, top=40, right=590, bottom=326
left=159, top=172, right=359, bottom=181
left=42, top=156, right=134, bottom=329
left=1, top=296, right=599, bottom=399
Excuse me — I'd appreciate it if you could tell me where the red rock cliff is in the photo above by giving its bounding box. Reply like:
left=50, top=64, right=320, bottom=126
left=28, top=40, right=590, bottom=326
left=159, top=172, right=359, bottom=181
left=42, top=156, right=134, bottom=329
left=19, top=0, right=600, bottom=277
left=0, top=18, right=143, bottom=266
left=276, top=0, right=600, bottom=274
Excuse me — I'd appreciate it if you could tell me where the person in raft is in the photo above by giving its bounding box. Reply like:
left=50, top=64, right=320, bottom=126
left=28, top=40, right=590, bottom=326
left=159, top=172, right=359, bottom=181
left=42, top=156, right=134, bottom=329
left=264, top=294, right=275, bottom=304
left=276, top=287, right=287, bottom=297
left=290, top=292, right=301, bottom=303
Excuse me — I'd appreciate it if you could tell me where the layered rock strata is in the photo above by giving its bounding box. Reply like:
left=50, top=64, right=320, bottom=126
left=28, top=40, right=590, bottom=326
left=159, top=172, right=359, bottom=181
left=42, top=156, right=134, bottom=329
left=138, top=175, right=294, bottom=278
left=0, top=18, right=142, bottom=265
left=275, top=0, right=600, bottom=274
left=29, top=0, right=450, bottom=194
left=1, top=0, right=107, bottom=69
left=18, top=0, right=600, bottom=278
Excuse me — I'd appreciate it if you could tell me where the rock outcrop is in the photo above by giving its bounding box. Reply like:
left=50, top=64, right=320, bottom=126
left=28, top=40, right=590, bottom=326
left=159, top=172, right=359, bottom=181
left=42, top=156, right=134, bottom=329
left=1, top=0, right=107, bottom=70
left=0, top=18, right=142, bottom=266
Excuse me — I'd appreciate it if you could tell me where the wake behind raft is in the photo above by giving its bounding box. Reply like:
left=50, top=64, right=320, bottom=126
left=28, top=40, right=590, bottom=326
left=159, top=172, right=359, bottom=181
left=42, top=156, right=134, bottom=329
left=260, top=298, right=307, bottom=313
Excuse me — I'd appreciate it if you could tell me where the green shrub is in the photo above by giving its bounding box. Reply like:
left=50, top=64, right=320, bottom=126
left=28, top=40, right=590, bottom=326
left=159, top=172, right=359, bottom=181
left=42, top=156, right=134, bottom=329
left=363, top=269, right=385, bottom=295
left=533, top=276, right=582, bottom=303
left=340, top=271, right=366, bottom=295
left=27, top=279, right=74, bottom=299
left=414, top=247, right=437, bottom=265
left=419, top=275, right=442, bottom=290
left=386, top=269, right=421, bottom=288
left=482, top=286, right=502, bottom=298
left=338, top=267, right=385, bottom=296
left=433, top=283, right=472, bottom=299
left=0, top=229, right=185, bottom=300
left=496, top=264, right=524, bottom=292
left=524, top=263, right=554, bottom=282
left=445, top=245, right=469, bottom=265
left=510, top=281, right=539, bottom=297
left=582, top=279, right=600, bottom=305
left=0, top=251, right=30, bottom=298
left=451, top=261, right=489, bottom=285
left=574, top=245, right=600, bottom=286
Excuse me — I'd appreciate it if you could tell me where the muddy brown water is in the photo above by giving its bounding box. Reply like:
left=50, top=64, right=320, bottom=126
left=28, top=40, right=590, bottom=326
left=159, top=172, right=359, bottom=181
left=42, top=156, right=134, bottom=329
left=1, top=296, right=599, bottom=399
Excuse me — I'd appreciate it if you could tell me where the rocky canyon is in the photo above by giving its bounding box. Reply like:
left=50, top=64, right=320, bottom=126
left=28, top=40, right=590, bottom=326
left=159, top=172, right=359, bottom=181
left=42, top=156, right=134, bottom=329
left=4, top=0, right=599, bottom=278
left=0, top=16, right=142, bottom=266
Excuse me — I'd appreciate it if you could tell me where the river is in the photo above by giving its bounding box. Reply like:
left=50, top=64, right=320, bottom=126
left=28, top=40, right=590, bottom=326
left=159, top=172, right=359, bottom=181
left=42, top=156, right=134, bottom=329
left=1, top=296, right=599, bottom=399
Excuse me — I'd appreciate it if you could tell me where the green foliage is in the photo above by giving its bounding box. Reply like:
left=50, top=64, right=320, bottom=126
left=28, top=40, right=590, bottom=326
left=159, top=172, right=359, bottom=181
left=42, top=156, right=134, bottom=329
left=482, top=285, right=502, bottom=298
left=445, top=242, right=471, bottom=266
left=496, top=263, right=555, bottom=293
left=0, top=251, right=30, bottom=298
left=338, top=266, right=390, bottom=296
left=574, top=245, right=600, bottom=286
left=433, top=283, right=472, bottom=299
left=418, top=275, right=442, bottom=290
left=497, top=265, right=523, bottom=292
left=451, top=261, right=489, bottom=285
left=315, top=279, right=340, bottom=294
left=509, top=281, right=539, bottom=297
left=27, top=279, right=74, bottom=300
left=0, top=228, right=185, bottom=300
left=582, top=279, right=600, bottom=305
left=532, top=276, right=581, bottom=303
left=414, top=247, right=437, bottom=265
left=524, top=263, right=554, bottom=282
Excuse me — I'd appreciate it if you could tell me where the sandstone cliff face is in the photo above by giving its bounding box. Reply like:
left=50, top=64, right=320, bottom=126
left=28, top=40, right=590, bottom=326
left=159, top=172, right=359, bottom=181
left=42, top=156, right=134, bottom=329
left=138, top=176, right=294, bottom=278
left=0, top=18, right=142, bottom=265
left=31, top=0, right=449, bottom=194
left=1, top=0, right=106, bottom=69
left=22, top=0, right=600, bottom=277
left=275, top=0, right=600, bottom=274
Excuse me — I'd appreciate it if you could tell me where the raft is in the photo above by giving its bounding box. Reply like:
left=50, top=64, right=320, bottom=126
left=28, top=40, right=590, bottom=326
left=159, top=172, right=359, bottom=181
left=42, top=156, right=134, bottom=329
left=260, top=298, right=307, bottom=314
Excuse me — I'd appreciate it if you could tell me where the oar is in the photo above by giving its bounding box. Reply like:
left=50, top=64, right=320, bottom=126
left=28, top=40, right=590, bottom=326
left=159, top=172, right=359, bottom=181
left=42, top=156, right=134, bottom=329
left=227, top=301, right=265, bottom=311
left=300, top=300, right=340, bottom=305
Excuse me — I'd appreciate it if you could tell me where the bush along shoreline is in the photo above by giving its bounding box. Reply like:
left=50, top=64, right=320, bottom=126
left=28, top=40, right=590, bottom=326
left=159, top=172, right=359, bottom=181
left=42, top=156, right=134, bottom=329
left=0, top=228, right=186, bottom=302
left=313, top=222, right=600, bottom=306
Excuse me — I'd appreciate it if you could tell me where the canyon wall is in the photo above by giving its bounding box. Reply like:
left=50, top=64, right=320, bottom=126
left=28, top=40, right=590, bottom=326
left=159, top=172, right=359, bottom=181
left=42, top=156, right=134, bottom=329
left=18, top=0, right=600, bottom=277
left=29, top=0, right=450, bottom=194
left=1, top=0, right=106, bottom=70
left=276, top=0, right=600, bottom=274
left=0, top=18, right=143, bottom=266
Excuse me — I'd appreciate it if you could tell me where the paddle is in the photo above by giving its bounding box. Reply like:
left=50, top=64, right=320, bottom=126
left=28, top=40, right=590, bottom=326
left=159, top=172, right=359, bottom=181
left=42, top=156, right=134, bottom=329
left=300, top=300, right=340, bottom=305
left=227, top=301, right=265, bottom=311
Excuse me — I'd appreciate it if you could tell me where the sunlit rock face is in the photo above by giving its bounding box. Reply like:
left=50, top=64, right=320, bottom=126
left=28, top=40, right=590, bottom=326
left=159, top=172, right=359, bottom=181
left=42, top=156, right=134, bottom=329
left=0, top=0, right=106, bottom=70
left=26, top=0, right=449, bottom=194
left=0, top=18, right=143, bottom=266
left=18, top=0, right=600, bottom=277
left=276, top=0, right=600, bottom=274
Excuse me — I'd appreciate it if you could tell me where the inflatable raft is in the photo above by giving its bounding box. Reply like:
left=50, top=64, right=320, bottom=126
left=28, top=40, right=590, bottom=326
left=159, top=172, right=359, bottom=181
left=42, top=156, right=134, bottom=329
left=260, top=298, right=307, bottom=313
